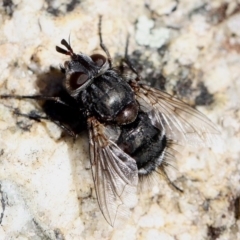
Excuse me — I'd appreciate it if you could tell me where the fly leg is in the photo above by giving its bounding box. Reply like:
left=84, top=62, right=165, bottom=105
left=160, top=163, right=183, bottom=193
left=98, top=16, right=112, bottom=68
left=0, top=94, right=77, bottom=138
left=118, top=34, right=143, bottom=83
left=0, top=94, right=68, bottom=106
left=123, top=35, right=142, bottom=82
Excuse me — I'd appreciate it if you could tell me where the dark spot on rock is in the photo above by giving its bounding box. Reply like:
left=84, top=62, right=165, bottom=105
left=234, top=196, right=240, bottom=220
left=54, top=228, right=65, bottom=240
left=207, top=3, right=228, bottom=24
left=0, top=149, right=4, bottom=156
left=174, top=79, right=193, bottom=98
left=45, top=0, right=81, bottom=16
left=195, top=82, right=213, bottom=106
left=16, top=120, right=32, bottom=132
left=207, top=226, right=225, bottom=240
left=66, top=0, right=81, bottom=12
left=3, top=0, right=15, bottom=17
left=207, top=3, right=240, bottom=25
left=0, top=184, right=7, bottom=225
left=188, top=3, right=208, bottom=19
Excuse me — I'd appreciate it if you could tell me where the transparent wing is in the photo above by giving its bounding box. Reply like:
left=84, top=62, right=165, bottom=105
left=131, top=83, right=220, bottom=146
left=87, top=117, right=138, bottom=226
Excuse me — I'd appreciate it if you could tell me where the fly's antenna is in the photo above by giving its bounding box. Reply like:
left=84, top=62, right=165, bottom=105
left=56, top=38, right=76, bottom=58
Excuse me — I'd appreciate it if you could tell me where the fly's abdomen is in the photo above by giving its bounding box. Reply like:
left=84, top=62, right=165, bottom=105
left=117, top=112, right=167, bottom=175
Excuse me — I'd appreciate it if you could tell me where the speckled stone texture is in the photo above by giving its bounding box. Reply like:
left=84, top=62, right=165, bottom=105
left=0, top=0, right=239, bottom=239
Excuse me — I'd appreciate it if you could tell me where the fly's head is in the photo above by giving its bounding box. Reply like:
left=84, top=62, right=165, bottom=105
left=56, top=39, right=110, bottom=98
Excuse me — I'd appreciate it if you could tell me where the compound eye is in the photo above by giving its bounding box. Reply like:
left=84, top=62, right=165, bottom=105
left=68, top=72, right=89, bottom=90
left=90, top=54, right=106, bottom=67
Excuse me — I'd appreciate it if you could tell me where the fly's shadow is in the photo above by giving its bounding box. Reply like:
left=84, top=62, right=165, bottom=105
left=36, top=67, right=87, bottom=136
left=2, top=66, right=87, bottom=136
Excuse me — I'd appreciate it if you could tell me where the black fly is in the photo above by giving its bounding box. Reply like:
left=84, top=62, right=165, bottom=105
left=0, top=17, right=220, bottom=226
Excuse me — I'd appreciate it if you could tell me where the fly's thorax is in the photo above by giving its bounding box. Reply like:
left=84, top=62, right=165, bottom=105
left=85, top=70, right=139, bottom=125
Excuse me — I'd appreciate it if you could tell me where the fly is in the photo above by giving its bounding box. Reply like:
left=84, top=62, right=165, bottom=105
left=0, top=17, right=220, bottom=226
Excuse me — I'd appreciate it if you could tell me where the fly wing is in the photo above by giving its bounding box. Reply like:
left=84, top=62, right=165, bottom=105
left=87, top=117, right=138, bottom=226
left=131, top=83, right=220, bottom=146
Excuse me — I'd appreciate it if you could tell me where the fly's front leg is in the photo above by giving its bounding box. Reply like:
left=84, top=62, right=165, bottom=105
left=0, top=94, right=77, bottom=138
left=0, top=94, right=68, bottom=106
left=98, top=16, right=112, bottom=68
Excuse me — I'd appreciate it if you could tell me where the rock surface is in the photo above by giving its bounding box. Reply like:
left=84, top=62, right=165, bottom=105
left=0, top=0, right=239, bottom=239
